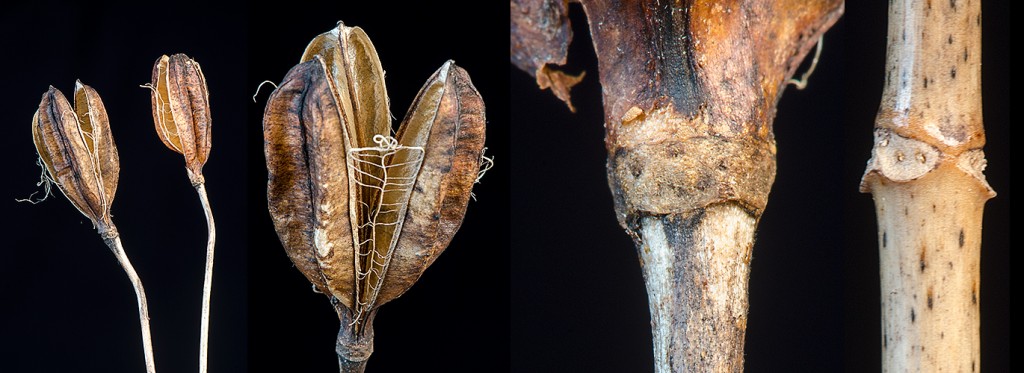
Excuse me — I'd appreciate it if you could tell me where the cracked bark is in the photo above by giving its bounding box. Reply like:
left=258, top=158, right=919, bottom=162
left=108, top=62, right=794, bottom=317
left=860, top=0, right=993, bottom=371
left=512, top=0, right=843, bottom=371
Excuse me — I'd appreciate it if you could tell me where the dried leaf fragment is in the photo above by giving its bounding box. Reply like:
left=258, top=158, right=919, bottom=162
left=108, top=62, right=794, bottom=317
left=510, top=0, right=579, bottom=110
left=32, top=81, right=119, bottom=233
left=148, top=53, right=212, bottom=184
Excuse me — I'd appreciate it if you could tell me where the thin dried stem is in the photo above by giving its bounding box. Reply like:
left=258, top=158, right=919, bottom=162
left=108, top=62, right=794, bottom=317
left=102, top=230, right=157, bottom=373
left=193, top=177, right=216, bottom=373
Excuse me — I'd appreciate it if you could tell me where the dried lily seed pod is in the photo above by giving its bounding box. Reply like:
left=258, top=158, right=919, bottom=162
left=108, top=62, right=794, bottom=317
left=32, top=81, right=119, bottom=235
left=378, top=61, right=486, bottom=305
left=148, top=53, right=212, bottom=184
left=148, top=52, right=220, bottom=373
left=301, top=24, right=390, bottom=152
left=263, top=23, right=487, bottom=371
left=31, top=82, right=158, bottom=373
left=264, top=58, right=355, bottom=306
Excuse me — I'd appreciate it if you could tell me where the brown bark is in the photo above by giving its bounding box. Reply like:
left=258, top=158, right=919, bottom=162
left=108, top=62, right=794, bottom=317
left=860, top=0, right=992, bottom=371
left=512, top=0, right=842, bottom=371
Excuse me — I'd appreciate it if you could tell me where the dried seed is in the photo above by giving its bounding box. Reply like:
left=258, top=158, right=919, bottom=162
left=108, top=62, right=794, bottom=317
left=32, top=81, right=119, bottom=233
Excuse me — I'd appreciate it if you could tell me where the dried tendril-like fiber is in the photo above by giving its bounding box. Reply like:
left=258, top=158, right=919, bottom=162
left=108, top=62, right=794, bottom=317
left=263, top=23, right=487, bottom=372
left=31, top=81, right=157, bottom=373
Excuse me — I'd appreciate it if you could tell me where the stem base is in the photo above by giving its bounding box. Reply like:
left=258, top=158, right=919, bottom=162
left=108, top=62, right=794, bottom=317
left=336, top=309, right=375, bottom=373
left=636, top=203, right=755, bottom=373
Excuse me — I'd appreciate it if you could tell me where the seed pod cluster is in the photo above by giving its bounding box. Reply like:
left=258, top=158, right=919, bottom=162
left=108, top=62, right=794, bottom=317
left=263, top=22, right=486, bottom=343
left=32, top=81, right=120, bottom=236
left=148, top=53, right=212, bottom=185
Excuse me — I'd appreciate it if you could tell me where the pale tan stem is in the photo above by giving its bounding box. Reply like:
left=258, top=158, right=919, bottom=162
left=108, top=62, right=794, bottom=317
left=869, top=165, right=987, bottom=372
left=637, top=204, right=755, bottom=373
left=863, top=0, right=992, bottom=371
left=194, top=182, right=216, bottom=373
left=102, top=230, right=157, bottom=373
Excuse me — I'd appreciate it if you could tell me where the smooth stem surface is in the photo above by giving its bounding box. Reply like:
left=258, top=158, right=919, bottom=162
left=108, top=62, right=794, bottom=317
left=195, top=182, right=216, bottom=373
left=870, top=165, right=986, bottom=372
left=103, top=233, right=157, bottom=373
left=637, top=204, right=755, bottom=373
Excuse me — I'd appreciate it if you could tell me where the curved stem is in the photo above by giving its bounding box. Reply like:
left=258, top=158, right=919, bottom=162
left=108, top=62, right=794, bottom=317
left=195, top=182, right=216, bottom=373
left=102, top=231, right=157, bottom=373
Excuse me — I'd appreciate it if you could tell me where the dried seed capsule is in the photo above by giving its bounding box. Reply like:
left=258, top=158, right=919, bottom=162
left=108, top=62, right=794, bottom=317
left=378, top=61, right=486, bottom=305
left=264, top=58, right=357, bottom=308
left=32, top=81, right=119, bottom=235
left=148, top=53, right=212, bottom=184
left=32, top=82, right=158, bottom=373
left=301, top=24, right=390, bottom=151
left=147, top=52, right=219, bottom=373
left=263, top=23, right=487, bottom=370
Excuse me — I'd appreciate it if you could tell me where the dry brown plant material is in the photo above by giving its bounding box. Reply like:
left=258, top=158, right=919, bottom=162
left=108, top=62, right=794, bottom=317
left=148, top=54, right=212, bottom=185
left=263, top=23, right=486, bottom=372
left=512, top=1, right=842, bottom=371
left=144, top=53, right=217, bottom=373
left=31, top=82, right=157, bottom=373
left=860, top=0, right=993, bottom=370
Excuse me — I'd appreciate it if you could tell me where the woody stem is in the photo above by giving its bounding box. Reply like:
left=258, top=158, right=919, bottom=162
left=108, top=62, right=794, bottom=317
left=102, top=228, right=157, bottom=373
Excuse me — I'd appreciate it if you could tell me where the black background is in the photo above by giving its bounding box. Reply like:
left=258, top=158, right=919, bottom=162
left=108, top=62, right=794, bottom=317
left=511, top=2, right=1008, bottom=372
left=0, top=1, right=1008, bottom=372
left=3, top=2, right=510, bottom=372
left=2, top=2, right=249, bottom=372
left=247, top=1, right=510, bottom=372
